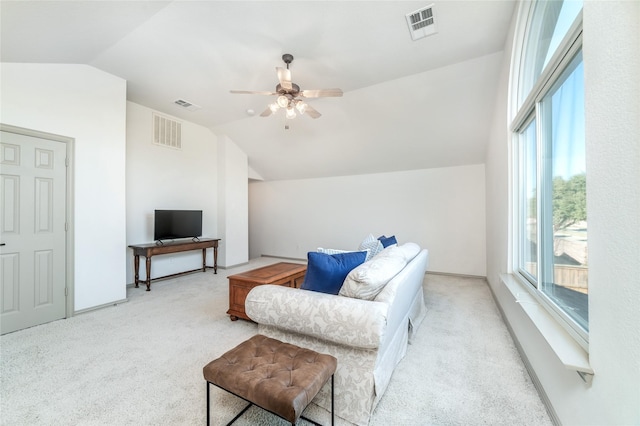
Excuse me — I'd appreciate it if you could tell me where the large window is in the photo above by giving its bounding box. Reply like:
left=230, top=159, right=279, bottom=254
left=512, top=1, right=587, bottom=345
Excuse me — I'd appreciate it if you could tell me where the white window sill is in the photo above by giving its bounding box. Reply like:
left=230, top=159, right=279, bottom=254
left=500, top=273, right=594, bottom=381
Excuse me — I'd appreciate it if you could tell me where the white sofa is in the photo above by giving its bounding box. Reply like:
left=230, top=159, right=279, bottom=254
left=245, top=243, right=429, bottom=425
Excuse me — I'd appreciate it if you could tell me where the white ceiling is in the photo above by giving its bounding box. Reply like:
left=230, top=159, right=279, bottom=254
left=1, top=1, right=516, bottom=181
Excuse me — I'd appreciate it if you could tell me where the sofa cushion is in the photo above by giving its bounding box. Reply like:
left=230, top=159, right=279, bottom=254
left=358, top=234, right=384, bottom=261
left=301, top=251, right=367, bottom=295
left=339, top=245, right=409, bottom=300
left=394, top=242, right=421, bottom=261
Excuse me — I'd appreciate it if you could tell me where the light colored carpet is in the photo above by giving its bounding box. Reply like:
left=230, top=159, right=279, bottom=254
left=0, top=258, right=552, bottom=425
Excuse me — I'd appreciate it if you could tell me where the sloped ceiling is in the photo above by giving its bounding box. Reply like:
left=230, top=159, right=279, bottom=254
left=1, top=1, right=516, bottom=181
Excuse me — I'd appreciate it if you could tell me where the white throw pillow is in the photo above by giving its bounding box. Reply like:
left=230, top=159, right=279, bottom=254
left=340, top=245, right=408, bottom=300
left=317, top=247, right=370, bottom=258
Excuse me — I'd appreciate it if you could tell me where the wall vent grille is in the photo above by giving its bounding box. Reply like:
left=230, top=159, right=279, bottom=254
left=406, top=5, right=437, bottom=41
left=153, top=113, right=182, bottom=149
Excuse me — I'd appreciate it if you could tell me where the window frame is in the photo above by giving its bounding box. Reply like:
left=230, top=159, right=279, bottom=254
left=510, top=4, right=588, bottom=350
left=515, top=112, right=537, bottom=286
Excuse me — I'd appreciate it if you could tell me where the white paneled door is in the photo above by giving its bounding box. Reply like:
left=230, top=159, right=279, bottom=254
left=1, top=130, right=67, bottom=334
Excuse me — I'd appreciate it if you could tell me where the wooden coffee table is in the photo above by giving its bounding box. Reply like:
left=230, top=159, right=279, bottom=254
left=227, top=262, right=307, bottom=321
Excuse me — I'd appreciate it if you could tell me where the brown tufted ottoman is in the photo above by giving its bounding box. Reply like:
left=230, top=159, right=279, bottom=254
left=203, top=334, right=337, bottom=426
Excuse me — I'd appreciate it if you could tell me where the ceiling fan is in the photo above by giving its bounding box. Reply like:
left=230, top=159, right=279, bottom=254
left=230, top=53, right=343, bottom=120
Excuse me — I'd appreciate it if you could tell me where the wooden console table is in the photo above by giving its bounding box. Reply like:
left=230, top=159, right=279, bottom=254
left=129, top=238, right=220, bottom=291
left=227, top=262, right=307, bottom=321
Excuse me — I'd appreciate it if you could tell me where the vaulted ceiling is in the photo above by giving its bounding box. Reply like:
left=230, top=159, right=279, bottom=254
left=1, top=1, right=516, bottom=180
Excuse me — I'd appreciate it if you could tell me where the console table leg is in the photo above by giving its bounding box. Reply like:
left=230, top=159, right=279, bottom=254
left=145, top=256, right=152, bottom=291
left=133, top=255, right=140, bottom=288
left=213, top=247, right=218, bottom=274
left=202, top=248, right=206, bottom=272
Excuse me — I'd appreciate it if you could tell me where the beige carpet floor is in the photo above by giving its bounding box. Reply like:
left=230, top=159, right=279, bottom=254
left=0, top=257, right=552, bottom=425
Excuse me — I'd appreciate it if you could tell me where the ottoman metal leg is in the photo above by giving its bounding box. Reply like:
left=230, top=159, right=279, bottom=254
left=331, top=374, right=334, bottom=426
left=207, top=381, right=252, bottom=426
left=207, top=375, right=335, bottom=426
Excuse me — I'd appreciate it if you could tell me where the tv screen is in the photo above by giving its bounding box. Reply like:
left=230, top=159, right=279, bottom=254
left=154, top=210, right=203, bottom=241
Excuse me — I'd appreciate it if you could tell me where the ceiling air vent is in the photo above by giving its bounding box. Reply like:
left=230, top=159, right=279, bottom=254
left=153, top=112, right=182, bottom=149
left=174, top=99, right=201, bottom=112
left=406, top=4, right=437, bottom=41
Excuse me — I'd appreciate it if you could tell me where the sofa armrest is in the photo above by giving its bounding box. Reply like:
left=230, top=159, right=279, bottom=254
left=245, top=285, right=388, bottom=349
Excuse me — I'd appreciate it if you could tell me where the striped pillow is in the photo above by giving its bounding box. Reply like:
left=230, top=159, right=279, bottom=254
left=358, top=234, right=384, bottom=261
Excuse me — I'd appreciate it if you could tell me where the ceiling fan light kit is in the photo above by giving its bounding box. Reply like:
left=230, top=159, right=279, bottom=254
left=231, top=53, right=343, bottom=122
left=277, top=95, right=289, bottom=108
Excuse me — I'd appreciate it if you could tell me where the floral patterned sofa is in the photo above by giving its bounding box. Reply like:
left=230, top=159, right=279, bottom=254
left=245, top=242, right=429, bottom=425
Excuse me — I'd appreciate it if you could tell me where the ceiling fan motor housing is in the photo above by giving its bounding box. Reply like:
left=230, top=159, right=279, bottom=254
left=276, top=83, right=300, bottom=96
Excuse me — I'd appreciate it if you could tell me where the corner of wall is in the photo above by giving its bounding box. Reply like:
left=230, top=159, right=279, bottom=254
left=216, top=135, right=249, bottom=267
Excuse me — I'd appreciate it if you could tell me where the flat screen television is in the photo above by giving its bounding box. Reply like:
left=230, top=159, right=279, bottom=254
left=154, top=210, right=202, bottom=241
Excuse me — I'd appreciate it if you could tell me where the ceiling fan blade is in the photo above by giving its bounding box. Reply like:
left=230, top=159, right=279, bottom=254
left=304, top=104, right=322, bottom=119
left=260, top=107, right=273, bottom=117
left=276, top=67, right=293, bottom=90
left=300, top=88, right=343, bottom=98
left=230, top=90, right=278, bottom=95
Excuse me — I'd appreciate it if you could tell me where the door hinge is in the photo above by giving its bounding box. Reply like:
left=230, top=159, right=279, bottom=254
left=65, top=157, right=69, bottom=167
left=65, top=287, right=68, bottom=296
left=65, top=222, right=68, bottom=232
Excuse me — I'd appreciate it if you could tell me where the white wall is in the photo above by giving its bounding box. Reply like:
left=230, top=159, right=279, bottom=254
left=125, top=102, right=218, bottom=282
left=1, top=63, right=127, bottom=311
left=249, top=165, right=486, bottom=276
left=485, top=2, right=640, bottom=424
left=217, top=135, right=249, bottom=268
left=485, top=0, right=515, bottom=295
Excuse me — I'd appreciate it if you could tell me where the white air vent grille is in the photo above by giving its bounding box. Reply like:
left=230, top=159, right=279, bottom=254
left=174, top=99, right=202, bottom=112
left=406, top=5, right=437, bottom=41
left=175, top=99, right=192, bottom=107
left=153, top=113, right=182, bottom=149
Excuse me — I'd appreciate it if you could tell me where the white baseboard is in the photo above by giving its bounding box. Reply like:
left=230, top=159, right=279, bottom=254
left=74, top=298, right=128, bottom=316
left=487, top=282, right=561, bottom=426
left=260, top=254, right=307, bottom=262
left=426, top=270, right=487, bottom=280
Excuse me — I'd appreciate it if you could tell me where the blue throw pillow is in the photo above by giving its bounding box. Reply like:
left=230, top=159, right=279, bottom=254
left=301, top=251, right=367, bottom=294
left=378, top=235, right=398, bottom=247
